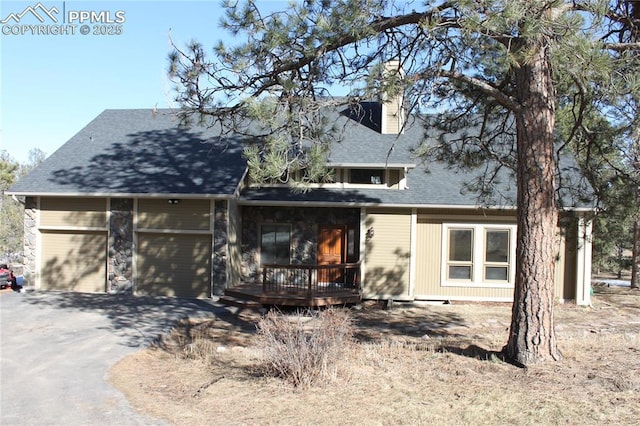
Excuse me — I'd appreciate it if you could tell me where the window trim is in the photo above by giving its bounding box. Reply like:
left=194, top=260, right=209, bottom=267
left=440, top=223, right=516, bottom=288
left=445, top=227, right=475, bottom=282
left=483, top=228, right=511, bottom=283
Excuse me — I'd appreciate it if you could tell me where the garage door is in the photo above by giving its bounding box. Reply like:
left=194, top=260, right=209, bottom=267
left=40, top=230, right=108, bottom=292
left=136, top=233, right=212, bottom=298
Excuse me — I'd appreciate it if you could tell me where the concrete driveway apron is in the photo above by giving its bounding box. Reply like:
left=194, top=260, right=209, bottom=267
left=1, top=290, right=224, bottom=425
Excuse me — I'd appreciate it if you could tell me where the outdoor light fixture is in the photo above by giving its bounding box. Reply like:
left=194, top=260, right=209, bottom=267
left=366, top=227, right=375, bottom=239
left=168, top=199, right=180, bottom=204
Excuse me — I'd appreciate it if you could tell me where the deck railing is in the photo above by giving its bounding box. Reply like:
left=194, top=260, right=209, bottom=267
left=261, top=262, right=361, bottom=297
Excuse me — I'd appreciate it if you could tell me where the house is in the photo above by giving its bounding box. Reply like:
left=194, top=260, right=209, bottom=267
left=7, top=95, right=595, bottom=306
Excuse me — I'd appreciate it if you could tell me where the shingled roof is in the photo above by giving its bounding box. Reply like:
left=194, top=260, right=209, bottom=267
left=8, top=109, right=248, bottom=197
left=8, top=106, right=595, bottom=210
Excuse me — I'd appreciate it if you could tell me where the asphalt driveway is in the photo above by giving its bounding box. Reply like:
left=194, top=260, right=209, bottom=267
left=0, top=290, right=232, bottom=425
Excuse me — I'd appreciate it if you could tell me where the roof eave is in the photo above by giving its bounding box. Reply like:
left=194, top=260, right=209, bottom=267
left=327, top=162, right=417, bottom=168
left=237, top=199, right=597, bottom=212
left=5, top=191, right=236, bottom=199
left=237, top=199, right=517, bottom=209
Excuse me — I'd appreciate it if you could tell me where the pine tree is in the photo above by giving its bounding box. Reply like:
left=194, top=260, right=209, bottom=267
left=1, top=151, right=21, bottom=258
left=1, top=149, right=47, bottom=259
left=169, top=0, right=640, bottom=365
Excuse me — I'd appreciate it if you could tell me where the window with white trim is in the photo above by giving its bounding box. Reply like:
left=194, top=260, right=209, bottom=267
left=484, top=228, right=510, bottom=281
left=442, top=223, right=516, bottom=287
left=447, top=228, right=474, bottom=280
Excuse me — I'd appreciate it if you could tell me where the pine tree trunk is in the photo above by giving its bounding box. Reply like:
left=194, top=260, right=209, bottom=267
left=631, top=125, right=640, bottom=289
left=623, top=1, right=640, bottom=289
left=503, top=41, right=561, bottom=365
left=632, top=218, right=640, bottom=289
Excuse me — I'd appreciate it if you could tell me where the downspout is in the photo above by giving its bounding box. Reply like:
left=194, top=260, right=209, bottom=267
left=576, top=214, right=593, bottom=306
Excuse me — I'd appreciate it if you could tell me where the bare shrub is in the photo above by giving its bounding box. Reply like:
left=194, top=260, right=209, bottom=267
left=153, top=319, right=223, bottom=363
left=255, top=307, right=354, bottom=388
left=182, top=337, right=219, bottom=361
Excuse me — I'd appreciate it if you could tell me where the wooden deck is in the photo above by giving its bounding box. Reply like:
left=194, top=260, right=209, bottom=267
left=220, top=262, right=362, bottom=308
left=223, top=283, right=362, bottom=308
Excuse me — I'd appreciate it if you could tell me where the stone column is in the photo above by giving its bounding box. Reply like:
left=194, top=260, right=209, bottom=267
left=212, top=200, right=228, bottom=296
left=22, top=197, right=38, bottom=288
left=108, top=198, right=133, bottom=294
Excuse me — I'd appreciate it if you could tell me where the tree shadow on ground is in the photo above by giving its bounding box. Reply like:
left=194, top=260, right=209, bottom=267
left=17, top=291, right=518, bottom=365
left=348, top=301, right=522, bottom=366
left=438, top=344, right=514, bottom=365
left=19, top=291, right=258, bottom=349
left=350, top=302, right=469, bottom=341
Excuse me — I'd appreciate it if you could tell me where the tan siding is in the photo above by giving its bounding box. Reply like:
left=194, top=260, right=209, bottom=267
left=555, top=222, right=577, bottom=301
left=414, top=220, right=442, bottom=295
left=40, top=197, right=107, bottom=228
left=136, top=233, right=212, bottom=298
left=414, top=214, right=516, bottom=301
left=419, top=284, right=514, bottom=300
left=413, top=212, right=578, bottom=302
left=41, top=230, right=107, bottom=292
left=137, top=199, right=210, bottom=231
left=363, top=209, right=411, bottom=299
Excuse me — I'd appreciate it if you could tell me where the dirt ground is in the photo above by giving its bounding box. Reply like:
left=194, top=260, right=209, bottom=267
left=110, top=283, right=640, bottom=425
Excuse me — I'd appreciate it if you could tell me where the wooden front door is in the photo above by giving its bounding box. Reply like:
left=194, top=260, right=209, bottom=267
left=318, top=225, right=346, bottom=283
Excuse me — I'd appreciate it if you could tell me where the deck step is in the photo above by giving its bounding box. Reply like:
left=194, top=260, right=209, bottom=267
left=218, top=295, right=264, bottom=310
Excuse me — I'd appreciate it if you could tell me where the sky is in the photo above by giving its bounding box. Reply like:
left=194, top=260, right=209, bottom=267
left=1, top=0, right=294, bottom=164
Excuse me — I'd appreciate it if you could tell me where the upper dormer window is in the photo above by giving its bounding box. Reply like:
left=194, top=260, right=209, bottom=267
left=248, top=166, right=407, bottom=189
left=350, top=169, right=385, bottom=185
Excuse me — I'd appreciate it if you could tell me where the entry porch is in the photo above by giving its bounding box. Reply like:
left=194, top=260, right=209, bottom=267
left=223, top=262, right=362, bottom=307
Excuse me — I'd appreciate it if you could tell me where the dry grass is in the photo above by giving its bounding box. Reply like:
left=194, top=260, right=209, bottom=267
left=110, top=284, right=640, bottom=425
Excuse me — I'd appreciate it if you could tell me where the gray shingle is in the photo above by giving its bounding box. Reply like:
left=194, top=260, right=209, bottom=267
left=9, top=109, right=247, bottom=197
left=9, top=106, right=595, bottom=210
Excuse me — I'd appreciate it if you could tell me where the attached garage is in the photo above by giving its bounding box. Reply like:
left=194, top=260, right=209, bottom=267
left=134, top=199, right=214, bottom=298
left=136, top=233, right=212, bottom=298
left=38, top=198, right=108, bottom=293
left=40, top=230, right=108, bottom=292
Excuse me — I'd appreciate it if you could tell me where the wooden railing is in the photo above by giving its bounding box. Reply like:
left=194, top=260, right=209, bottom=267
left=261, top=262, right=361, bottom=297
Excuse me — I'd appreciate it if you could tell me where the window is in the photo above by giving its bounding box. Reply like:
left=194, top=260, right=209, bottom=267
left=447, top=228, right=474, bottom=280
left=484, top=229, right=510, bottom=281
left=442, top=223, right=515, bottom=287
left=350, top=169, right=385, bottom=184
left=260, top=224, right=291, bottom=264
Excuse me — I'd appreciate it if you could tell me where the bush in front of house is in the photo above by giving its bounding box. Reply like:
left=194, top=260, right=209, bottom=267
left=256, top=307, right=354, bottom=388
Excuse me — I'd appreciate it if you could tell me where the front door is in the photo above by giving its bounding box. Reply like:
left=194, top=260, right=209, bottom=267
left=318, top=225, right=346, bottom=283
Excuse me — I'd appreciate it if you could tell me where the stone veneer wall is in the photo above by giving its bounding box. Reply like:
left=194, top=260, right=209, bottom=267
left=241, top=206, right=360, bottom=281
left=22, top=197, right=38, bottom=288
left=108, top=198, right=133, bottom=294
left=212, top=200, right=228, bottom=296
